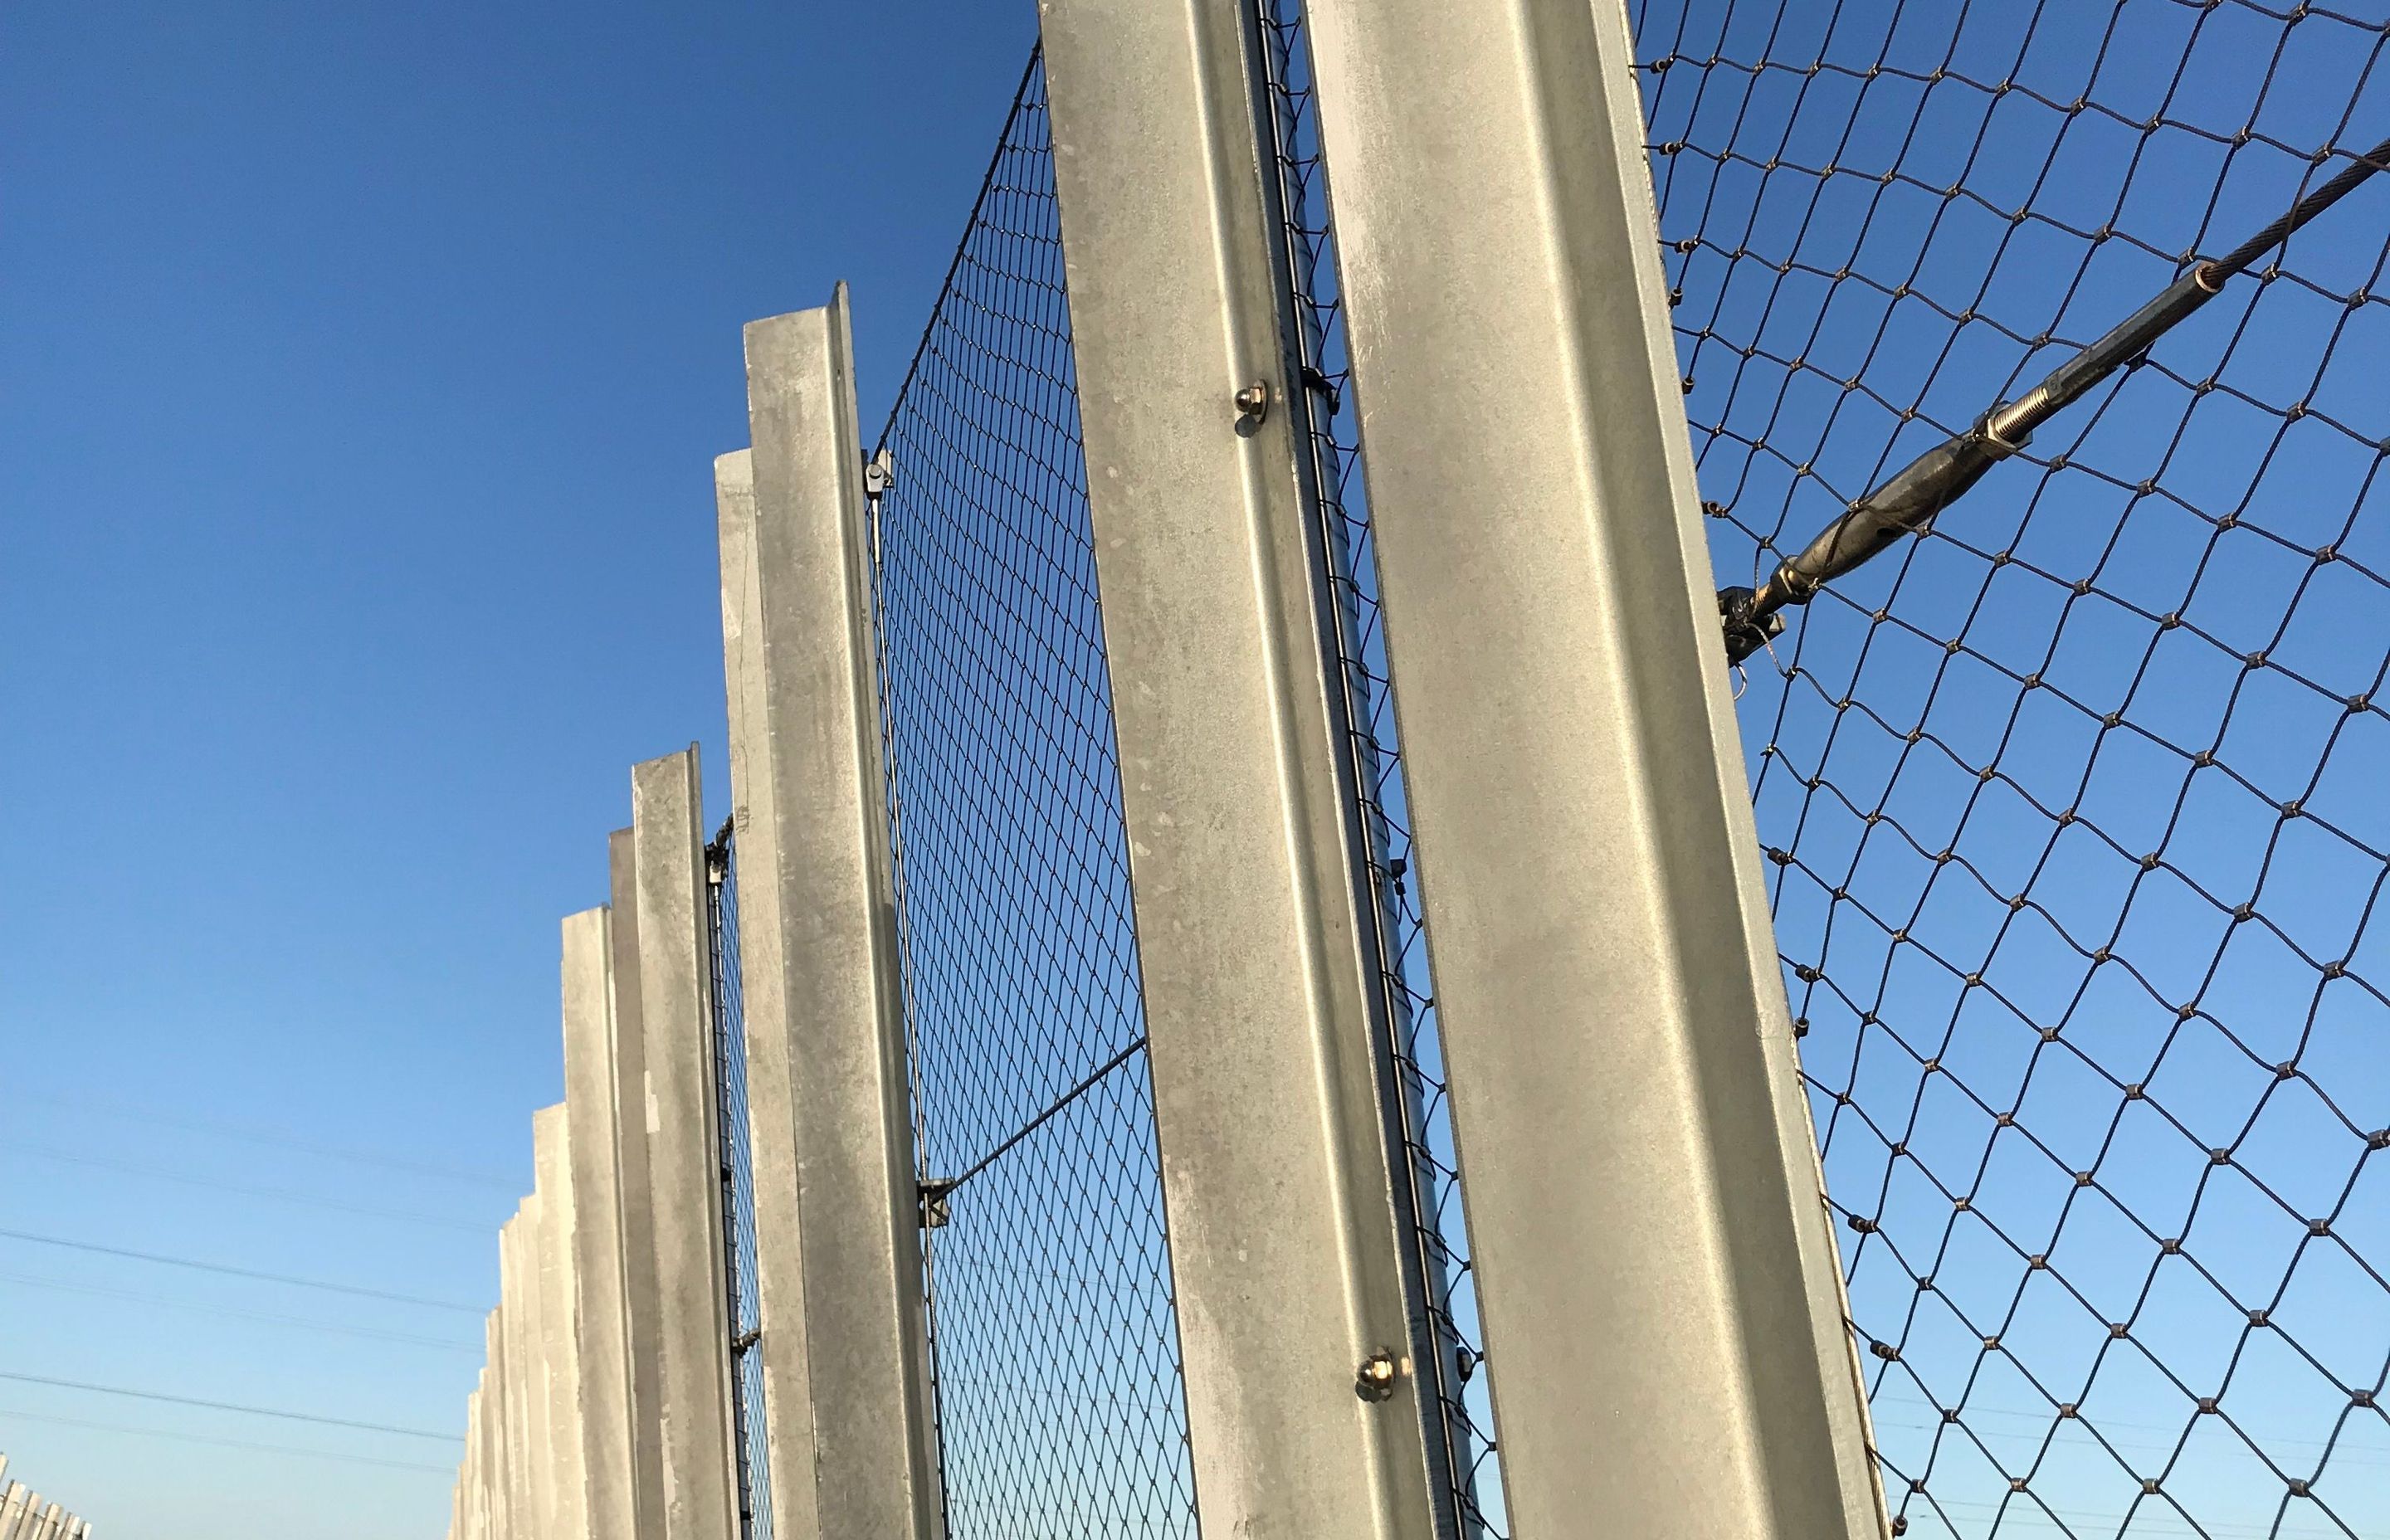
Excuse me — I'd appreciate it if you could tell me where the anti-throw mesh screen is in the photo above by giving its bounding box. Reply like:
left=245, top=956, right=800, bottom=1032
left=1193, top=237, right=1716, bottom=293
left=867, top=51, right=1201, bottom=1540
left=1636, top=1, right=2390, bottom=1537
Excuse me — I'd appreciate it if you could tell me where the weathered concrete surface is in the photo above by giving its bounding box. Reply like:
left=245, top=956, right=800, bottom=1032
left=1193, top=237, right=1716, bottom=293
left=532, top=1104, right=588, bottom=1539
left=607, top=826, right=671, bottom=1539
left=562, top=905, right=643, bottom=1540
left=629, top=748, right=740, bottom=1540
left=734, top=297, right=942, bottom=1540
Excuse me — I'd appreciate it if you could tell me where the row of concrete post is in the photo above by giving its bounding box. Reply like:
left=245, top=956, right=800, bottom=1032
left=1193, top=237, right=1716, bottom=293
left=447, top=753, right=742, bottom=1540
left=444, top=1, right=1901, bottom=1533
left=0, top=1455, right=91, bottom=1540
left=449, top=288, right=941, bottom=1540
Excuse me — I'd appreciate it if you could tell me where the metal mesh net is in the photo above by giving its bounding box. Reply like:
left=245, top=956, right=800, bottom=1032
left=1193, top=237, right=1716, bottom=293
left=705, top=828, right=772, bottom=1540
left=866, top=51, right=1200, bottom=1540
left=1632, top=1, right=2390, bottom=1535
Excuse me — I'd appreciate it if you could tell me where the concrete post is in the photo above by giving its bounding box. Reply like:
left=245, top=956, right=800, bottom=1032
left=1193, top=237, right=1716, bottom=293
left=479, top=1347, right=505, bottom=1540
left=515, top=1201, right=547, bottom=1540
left=523, top=1188, right=561, bottom=1540
left=479, top=1322, right=505, bottom=1540
left=732, top=295, right=945, bottom=1540
left=629, top=747, right=743, bottom=1539
left=607, top=826, right=671, bottom=1539
left=532, top=1104, right=588, bottom=1540
left=499, top=1208, right=538, bottom=1539
left=0, top=1483, right=27, bottom=1540
left=458, top=1382, right=481, bottom=1540
left=562, top=905, right=642, bottom=1540
left=32, top=1506, right=61, bottom=1540
left=714, top=446, right=819, bottom=1540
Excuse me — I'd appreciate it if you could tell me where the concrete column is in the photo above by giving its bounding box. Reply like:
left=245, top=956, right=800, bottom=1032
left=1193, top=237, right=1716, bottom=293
left=607, top=826, right=671, bottom=1538
left=561, top=905, right=642, bottom=1540
left=733, top=294, right=944, bottom=1540
left=629, top=747, right=742, bottom=1539
left=458, top=1382, right=481, bottom=1540
left=532, top=1104, right=589, bottom=1539
left=479, top=1353, right=504, bottom=1540
left=715, top=446, right=823, bottom=1540
left=518, top=1191, right=556, bottom=1540
left=0, top=1483, right=28, bottom=1540
left=6, top=1489, right=40, bottom=1540
left=32, top=1504, right=61, bottom=1540
left=499, top=1209, right=539, bottom=1540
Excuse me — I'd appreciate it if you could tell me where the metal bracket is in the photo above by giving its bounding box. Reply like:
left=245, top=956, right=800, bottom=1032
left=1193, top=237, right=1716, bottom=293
left=918, top=1178, right=955, bottom=1231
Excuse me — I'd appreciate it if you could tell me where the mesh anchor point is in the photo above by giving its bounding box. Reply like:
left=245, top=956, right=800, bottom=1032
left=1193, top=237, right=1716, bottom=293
left=1354, top=1349, right=1405, bottom=1402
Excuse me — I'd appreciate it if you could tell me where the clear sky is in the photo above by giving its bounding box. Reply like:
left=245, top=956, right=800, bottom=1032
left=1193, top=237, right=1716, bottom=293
left=0, top=4, right=1035, bottom=1536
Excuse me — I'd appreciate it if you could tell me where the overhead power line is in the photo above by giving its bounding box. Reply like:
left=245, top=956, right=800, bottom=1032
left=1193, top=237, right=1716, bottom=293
left=55, top=1094, right=520, bottom=1192
left=0, top=1226, right=486, bottom=1313
left=0, top=1403, right=457, bottom=1475
left=0, top=1369, right=461, bottom=1442
left=2, top=1140, right=493, bottom=1234
left=0, top=1269, right=481, bottom=1354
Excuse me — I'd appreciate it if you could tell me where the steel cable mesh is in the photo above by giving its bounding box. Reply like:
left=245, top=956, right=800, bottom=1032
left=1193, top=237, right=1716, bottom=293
left=705, top=830, right=772, bottom=1540
left=1251, top=6, right=1505, bottom=1534
left=1632, top=1, right=2390, bottom=1536
left=867, top=52, right=1199, bottom=1540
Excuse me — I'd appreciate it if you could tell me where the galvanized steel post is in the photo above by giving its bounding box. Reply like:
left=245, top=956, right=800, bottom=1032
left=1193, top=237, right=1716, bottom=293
left=1035, top=3, right=1446, bottom=1535
left=1298, top=1, right=1889, bottom=1534
left=725, top=291, right=943, bottom=1540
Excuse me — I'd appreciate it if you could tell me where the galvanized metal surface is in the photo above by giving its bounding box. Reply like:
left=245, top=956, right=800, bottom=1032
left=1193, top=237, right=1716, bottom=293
left=1038, top=4, right=1442, bottom=1536
left=1300, top=0, right=1887, bottom=1533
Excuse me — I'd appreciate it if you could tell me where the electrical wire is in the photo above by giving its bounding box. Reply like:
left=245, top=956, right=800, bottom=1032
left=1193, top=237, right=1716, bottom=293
left=0, top=1227, right=485, bottom=1313
left=1, top=1141, right=491, bottom=1234
left=0, top=1269, right=481, bottom=1353
left=0, top=1404, right=457, bottom=1475
left=52, top=1093, right=519, bottom=1192
left=0, top=1370, right=460, bottom=1442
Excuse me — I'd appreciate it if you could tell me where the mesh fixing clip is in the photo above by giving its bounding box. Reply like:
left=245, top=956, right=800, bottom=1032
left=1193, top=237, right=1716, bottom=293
left=1354, top=1348, right=1407, bottom=1402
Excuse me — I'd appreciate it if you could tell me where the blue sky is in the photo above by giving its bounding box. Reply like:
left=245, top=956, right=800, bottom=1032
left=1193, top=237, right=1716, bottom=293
left=10, top=2, right=2387, bottom=1539
left=0, top=4, right=1033, bottom=1535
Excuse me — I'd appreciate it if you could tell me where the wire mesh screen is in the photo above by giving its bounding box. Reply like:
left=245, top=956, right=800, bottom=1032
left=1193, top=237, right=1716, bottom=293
left=1249, top=5, right=1505, bottom=1535
left=866, top=51, right=1200, bottom=1540
left=705, top=828, right=772, bottom=1540
left=1633, top=1, right=2390, bottom=1536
